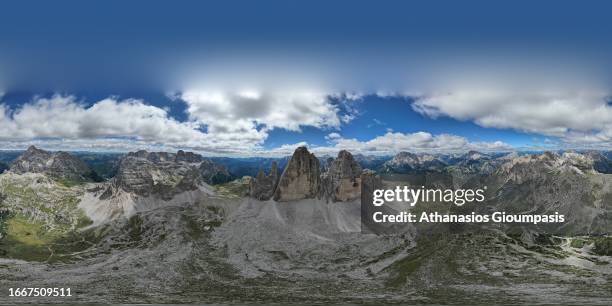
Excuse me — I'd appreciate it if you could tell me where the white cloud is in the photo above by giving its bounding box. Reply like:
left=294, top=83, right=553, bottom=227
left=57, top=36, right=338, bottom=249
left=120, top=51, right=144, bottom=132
left=260, top=131, right=513, bottom=157
left=0, top=96, right=202, bottom=142
left=412, top=91, right=612, bottom=147
left=180, top=91, right=341, bottom=133
left=325, top=132, right=342, bottom=141
left=0, top=93, right=353, bottom=155
left=340, top=131, right=512, bottom=154
left=0, top=95, right=271, bottom=154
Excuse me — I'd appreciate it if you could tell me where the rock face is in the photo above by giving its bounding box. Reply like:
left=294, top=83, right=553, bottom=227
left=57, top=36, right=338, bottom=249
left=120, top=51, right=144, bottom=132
left=199, top=159, right=233, bottom=185
left=273, top=147, right=321, bottom=201
left=10, top=146, right=94, bottom=182
left=381, top=151, right=446, bottom=173
left=585, top=151, right=612, bottom=174
left=249, top=161, right=279, bottom=200
left=321, top=150, right=362, bottom=202
left=249, top=148, right=364, bottom=202
left=109, top=150, right=231, bottom=200
left=491, top=151, right=612, bottom=234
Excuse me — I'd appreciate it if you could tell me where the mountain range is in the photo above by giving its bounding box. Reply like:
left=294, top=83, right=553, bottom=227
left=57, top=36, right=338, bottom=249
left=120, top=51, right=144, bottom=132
left=1, top=145, right=612, bottom=303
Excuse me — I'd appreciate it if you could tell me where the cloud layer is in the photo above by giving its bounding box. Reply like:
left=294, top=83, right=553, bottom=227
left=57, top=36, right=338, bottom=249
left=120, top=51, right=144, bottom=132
left=178, top=91, right=341, bottom=147
left=0, top=92, right=516, bottom=156
left=321, top=132, right=511, bottom=155
left=412, top=91, right=612, bottom=148
left=3, top=88, right=611, bottom=156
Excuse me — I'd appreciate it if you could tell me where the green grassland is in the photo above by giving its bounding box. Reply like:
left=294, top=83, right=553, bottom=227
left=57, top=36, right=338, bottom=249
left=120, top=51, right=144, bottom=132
left=214, top=177, right=251, bottom=198
left=0, top=172, right=93, bottom=262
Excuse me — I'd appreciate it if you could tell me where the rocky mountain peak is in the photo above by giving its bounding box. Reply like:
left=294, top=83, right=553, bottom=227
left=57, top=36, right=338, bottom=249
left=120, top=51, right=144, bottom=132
left=584, top=151, right=612, bottom=174
left=329, top=150, right=362, bottom=179
left=392, top=151, right=419, bottom=163
left=499, top=151, right=599, bottom=184
left=273, top=146, right=321, bottom=201
left=24, top=145, right=50, bottom=156
left=321, top=150, right=363, bottom=202
left=249, top=161, right=280, bottom=200
left=176, top=150, right=203, bottom=163
left=466, top=150, right=487, bottom=160
left=109, top=149, right=230, bottom=200
left=10, top=146, right=93, bottom=182
left=382, top=151, right=446, bottom=173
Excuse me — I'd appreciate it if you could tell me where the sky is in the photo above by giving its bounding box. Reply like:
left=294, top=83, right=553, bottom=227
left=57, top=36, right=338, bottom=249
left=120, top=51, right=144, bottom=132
left=1, top=0, right=612, bottom=156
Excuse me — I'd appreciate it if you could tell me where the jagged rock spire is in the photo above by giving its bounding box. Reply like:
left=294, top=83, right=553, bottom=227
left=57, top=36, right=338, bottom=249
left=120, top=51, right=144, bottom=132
left=273, top=147, right=321, bottom=202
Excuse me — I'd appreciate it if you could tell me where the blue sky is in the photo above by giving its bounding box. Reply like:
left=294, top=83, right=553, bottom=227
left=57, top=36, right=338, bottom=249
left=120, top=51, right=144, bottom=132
left=0, top=1, right=611, bottom=155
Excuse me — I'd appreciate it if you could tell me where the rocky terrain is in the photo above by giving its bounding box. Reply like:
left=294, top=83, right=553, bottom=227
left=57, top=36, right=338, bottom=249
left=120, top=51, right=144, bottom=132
left=321, top=150, right=363, bottom=202
left=1, top=146, right=612, bottom=304
left=273, top=147, right=321, bottom=201
left=78, top=150, right=230, bottom=224
left=488, top=151, right=612, bottom=234
left=248, top=147, right=365, bottom=202
left=9, top=146, right=98, bottom=183
left=106, top=149, right=229, bottom=199
left=380, top=151, right=447, bottom=173
left=249, top=161, right=279, bottom=200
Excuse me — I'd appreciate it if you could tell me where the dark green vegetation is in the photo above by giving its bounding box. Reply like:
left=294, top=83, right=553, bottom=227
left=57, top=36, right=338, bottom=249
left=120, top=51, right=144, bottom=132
left=0, top=204, right=8, bottom=241
left=0, top=161, right=8, bottom=174
left=214, top=178, right=251, bottom=198
left=570, top=238, right=588, bottom=248
left=56, top=170, right=104, bottom=187
left=593, top=237, right=612, bottom=255
left=210, top=156, right=288, bottom=178
left=0, top=172, right=94, bottom=262
left=207, top=171, right=234, bottom=185
left=568, top=236, right=612, bottom=255
left=0, top=151, right=22, bottom=164
left=74, top=152, right=123, bottom=180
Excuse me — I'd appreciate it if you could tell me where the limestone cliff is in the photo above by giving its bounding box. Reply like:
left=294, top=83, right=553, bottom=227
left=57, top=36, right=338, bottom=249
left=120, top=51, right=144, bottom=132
left=273, top=147, right=321, bottom=201
left=249, top=161, right=279, bottom=200
left=320, top=150, right=362, bottom=202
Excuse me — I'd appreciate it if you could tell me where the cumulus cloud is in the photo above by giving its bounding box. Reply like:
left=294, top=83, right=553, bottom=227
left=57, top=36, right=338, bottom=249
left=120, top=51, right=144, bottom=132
left=412, top=91, right=612, bottom=147
left=0, top=93, right=351, bottom=155
left=0, top=96, right=204, bottom=141
left=0, top=96, right=205, bottom=142
left=325, top=132, right=342, bottom=141
left=0, top=95, right=268, bottom=154
left=329, top=132, right=511, bottom=154
left=262, top=131, right=513, bottom=157
left=180, top=91, right=341, bottom=132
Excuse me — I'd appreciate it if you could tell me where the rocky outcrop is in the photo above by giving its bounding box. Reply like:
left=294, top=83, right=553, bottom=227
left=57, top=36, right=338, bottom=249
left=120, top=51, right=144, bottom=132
left=273, top=147, right=321, bottom=201
left=249, top=161, right=279, bottom=200
left=249, top=148, right=364, bottom=202
left=10, top=146, right=94, bottom=182
left=490, top=151, right=612, bottom=234
left=359, top=169, right=392, bottom=234
left=585, top=151, right=612, bottom=174
left=321, top=150, right=362, bottom=202
left=360, top=169, right=383, bottom=201
left=499, top=151, right=598, bottom=183
left=381, top=151, right=446, bottom=173
left=109, top=149, right=231, bottom=200
left=200, top=159, right=233, bottom=185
